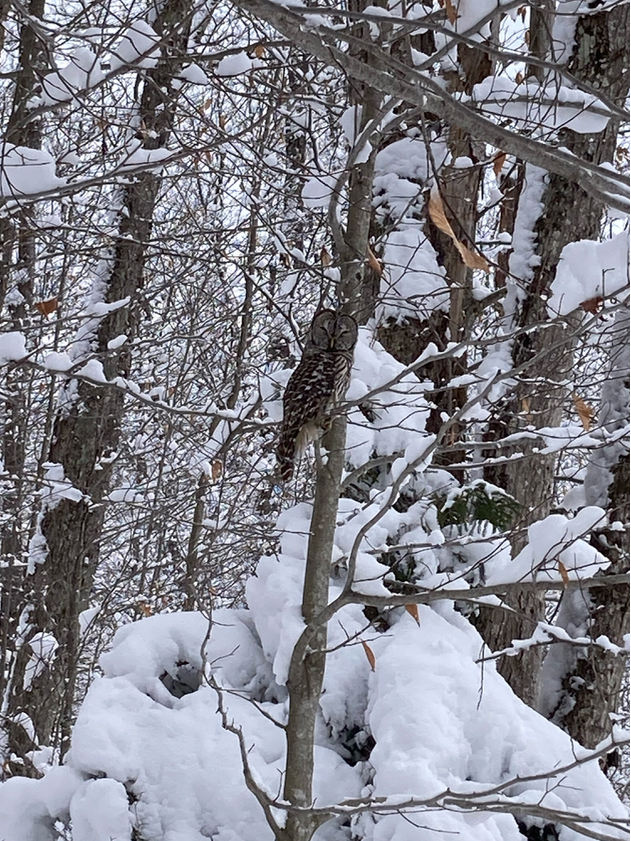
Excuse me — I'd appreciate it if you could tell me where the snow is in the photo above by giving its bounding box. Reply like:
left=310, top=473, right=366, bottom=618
left=0, top=330, right=27, bottom=363
left=216, top=51, right=254, bottom=76
left=377, top=226, right=449, bottom=321
left=504, top=164, right=547, bottom=315
left=583, top=309, right=630, bottom=507
left=37, top=462, right=84, bottom=506
left=246, top=507, right=311, bottom=685
left=302, top=173, right=339, bottom=209
left=79, top=606, right=100, bottom=636
left=17, top=570, right=623, bottom=841
left=2, top=515, right=626, bottom=841
left=340, top=105, right=362, bottom=145
left=70, top=778, right=132, bottom=841
left=472, top=77, right=613, bottom=134
left=362, top=605, right=625, bottom=840
left=0, top=766, right=82, bottom=841
left=34, top=214, right=62, bottom=228
left=178, top=63, right=210, bottom=85
left=40, top=47, right=103, bottom=105
left=106, top=487, right=145, bottom=503
left=23, top=633, right=59, bottom=690
left=0, top=145, right=64, bottom=197
left=485, top=508, right=610, bottom=585
left=548, top=231, right=630, bottom=315
left=372, top=136, right=450, bottom=321
left=117, top=139, right=172, bottom=172
left=76, top=359, right=107, bottom=383
left=552, top=0, right=582, bottom=65
left=62, top=609, right=359, bottom=841
left=107, top=334, right=128, bottom=350
left=110, top=21, right=161, bottom=71
left=444, top=0, right=504, bottom=36
left=345, top=328, right=433, bottom=468
left=43, top=351, right=73, bottom=371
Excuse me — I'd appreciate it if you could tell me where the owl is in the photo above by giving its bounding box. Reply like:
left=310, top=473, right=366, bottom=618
left=276, top=309, right=358, bottom=482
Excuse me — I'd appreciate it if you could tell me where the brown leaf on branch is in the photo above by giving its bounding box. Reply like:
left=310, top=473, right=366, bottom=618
left=444, top=0, right=459, bottom=25
left=361, top=640, right=376, bottom=671
left=572, top=393, right=594, bottom=431
left=35, top=297, right=58, bottom=317
left=493, top=152, right=507, bottom=178
left=580, top=296, right=603, bottom=314
left=405, top=603, right=420, bottom=626
left=366, top=243, right=383, bottom=276
left=558, top=561, right=570, bottom=586
left=428, top=186, right=490, bottom=273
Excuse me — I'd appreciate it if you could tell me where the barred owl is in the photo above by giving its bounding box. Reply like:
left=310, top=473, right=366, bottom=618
left=276, top=309, right=358, bottom=481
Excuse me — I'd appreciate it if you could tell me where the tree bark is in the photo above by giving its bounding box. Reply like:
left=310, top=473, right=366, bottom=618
left=475, top=4, right=630, bottom=708
left=3, top=0, right=196, bottom=762
left=282, top=9, right=383, bottom=833
left=539, top=309, right=630, bottom=747
left=0, top=0, right=50, bottom=777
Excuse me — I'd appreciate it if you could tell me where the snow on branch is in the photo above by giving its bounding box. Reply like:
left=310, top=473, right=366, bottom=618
left=479, top=621, right=629, bottom=662
left=230, top=0, right=630, bottom=211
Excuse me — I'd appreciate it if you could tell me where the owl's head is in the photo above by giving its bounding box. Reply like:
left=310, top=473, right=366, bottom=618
left=309, top=310, right=358, bottom=352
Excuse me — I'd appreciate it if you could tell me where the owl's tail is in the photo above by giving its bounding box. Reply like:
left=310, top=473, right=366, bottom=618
left=275, top=433, right=296, bottom=482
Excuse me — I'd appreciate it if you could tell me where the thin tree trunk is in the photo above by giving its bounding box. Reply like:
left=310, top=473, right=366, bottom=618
left=0, top=0, right=49, bottom=777
left=282, top=8, right=383, bottom=834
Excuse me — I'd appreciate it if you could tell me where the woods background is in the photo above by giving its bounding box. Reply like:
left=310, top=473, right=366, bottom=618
left=0, top=0, right=628, bottom=839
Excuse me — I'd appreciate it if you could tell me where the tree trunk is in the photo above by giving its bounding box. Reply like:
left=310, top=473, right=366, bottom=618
left=282, top=10, right=383, bottom=834
left=475, top=4, right=630, bottom=708
left=0, top=0, right=50, bottom=777
left=4, top=0, right=195, bottom=762
left=539, top=309, right=630, bottom=747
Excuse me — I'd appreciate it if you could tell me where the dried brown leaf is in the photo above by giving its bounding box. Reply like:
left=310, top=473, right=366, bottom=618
left=572, top=393, right=594, bottom=431
left=320, top=246, right=332, bottom=267
left=254, top=44, right=265, bottom=58
left=580, top=296, right=603, bottom=314
left=428, top=186, right=489, bottom=272
left=558, top=561, right=570, bottom=586
left=405, top=603, right=420, bottom=626
left=515, top=71, right=524, bottom=85
left=493, top=152, right=507, bottom=178
left=35, top=297, right=58, bottom=317
left=457, top=241, right=490, bottom=272
left=444, top=0, right=459, bottom=25
left=212, top=459, right=223, bottom=482
left=366, top=243, right=382, bottom=277
left=428, top=185, right=456, bottom=238
left=361, top=640, right=376, bottom=672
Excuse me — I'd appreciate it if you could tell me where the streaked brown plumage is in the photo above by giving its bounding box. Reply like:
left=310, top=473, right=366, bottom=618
left=276, top=310, right=357, bottom=481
